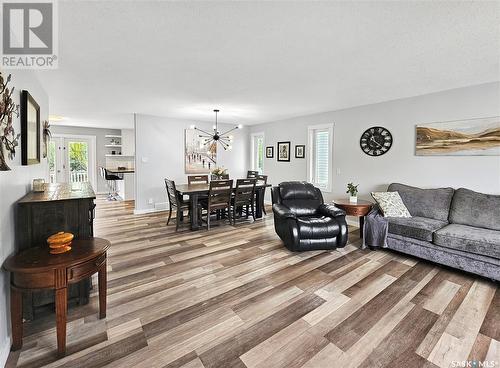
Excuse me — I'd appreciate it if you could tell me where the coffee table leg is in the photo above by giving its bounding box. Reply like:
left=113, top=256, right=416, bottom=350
left=98, top=260, right=107, bottom=319
left=10, top=286, right=23, bottom=350
left=359, top=216, right=365, bottom=238
left=55, top=287, right=67, bottom=357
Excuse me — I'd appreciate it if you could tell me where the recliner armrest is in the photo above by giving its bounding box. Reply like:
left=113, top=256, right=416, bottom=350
left=272, top=204, right=297, bottom=220
left=318, top=204, right=346, bottom=217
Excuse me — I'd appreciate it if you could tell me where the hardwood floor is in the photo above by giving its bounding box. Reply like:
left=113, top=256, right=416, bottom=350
left=6, top=198, right=499, bottom=368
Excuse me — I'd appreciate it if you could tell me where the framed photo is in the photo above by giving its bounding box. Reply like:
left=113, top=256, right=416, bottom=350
left=295, top=145, right=305, bottom=158
left=20, top=90, right=40, bottom=165
left=265, top=146, right=274, bottom=158
left=277, top=141, right=291, bottom=162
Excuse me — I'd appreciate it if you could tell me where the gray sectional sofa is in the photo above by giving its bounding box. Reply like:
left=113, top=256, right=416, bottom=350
left=384, top=183, right=500, bottom=281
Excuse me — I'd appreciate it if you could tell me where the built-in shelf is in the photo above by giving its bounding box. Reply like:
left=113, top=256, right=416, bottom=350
left=105, top=154, right=135, bottom=157
left=105, top=144, right=122, bottom=148
left=105, top=135, right=122, bottom=138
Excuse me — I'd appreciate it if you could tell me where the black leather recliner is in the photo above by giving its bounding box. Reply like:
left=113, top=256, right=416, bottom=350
left=271, top=181, right=348, bottom=251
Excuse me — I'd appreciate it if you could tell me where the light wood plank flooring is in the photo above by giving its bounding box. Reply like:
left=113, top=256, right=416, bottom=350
left=6, top=198, right=499, bottom=368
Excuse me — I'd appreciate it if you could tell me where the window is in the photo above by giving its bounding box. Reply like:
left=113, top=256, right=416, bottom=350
left=308, top=124, right=333, bottom=192
left=251, top=132, right=264, bottom=174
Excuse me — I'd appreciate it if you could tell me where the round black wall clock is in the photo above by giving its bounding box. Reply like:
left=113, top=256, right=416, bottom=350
left=360, top=126, right=393, bottom=156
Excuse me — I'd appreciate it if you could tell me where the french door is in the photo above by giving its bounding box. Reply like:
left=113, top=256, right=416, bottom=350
left=48, top=135, right=96, bottom=189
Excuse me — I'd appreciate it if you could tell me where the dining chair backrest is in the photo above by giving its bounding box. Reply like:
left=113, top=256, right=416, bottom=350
left=188, top=175, right=209, bottom=185
left=234, top=179, right=256, bottom=207
left=256, top=174, right=268, bottom=186
left=207, top=179, right=233, bottom=211
left=211, top=174, right=229, bottom=181
left=247, top=170, right=258, bottom=179
left=165, top=179, right=181, bottom=209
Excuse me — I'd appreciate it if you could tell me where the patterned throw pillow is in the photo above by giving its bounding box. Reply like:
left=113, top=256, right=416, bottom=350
left=371, top=191, right=412, bottom=218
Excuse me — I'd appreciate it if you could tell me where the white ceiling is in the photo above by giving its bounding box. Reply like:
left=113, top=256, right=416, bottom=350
left=37, top=0, right=500, bottom=129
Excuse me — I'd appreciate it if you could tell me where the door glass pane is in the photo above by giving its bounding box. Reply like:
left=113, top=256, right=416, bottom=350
left=68, top=141, right=89, bottom=183
left=314, top=130, right=329, bottom=187
left=48, top=141, right=57, bottom=183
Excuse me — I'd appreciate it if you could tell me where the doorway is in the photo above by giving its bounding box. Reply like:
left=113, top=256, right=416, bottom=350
left=48, top=134, right=97, bottom=190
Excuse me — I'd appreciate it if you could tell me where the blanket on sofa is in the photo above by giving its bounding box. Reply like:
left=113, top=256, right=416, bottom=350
left=362, top=205, right=389, bottom=249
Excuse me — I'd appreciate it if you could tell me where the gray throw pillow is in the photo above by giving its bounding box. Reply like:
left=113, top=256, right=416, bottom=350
left=371, top=191, right=412, bottom=218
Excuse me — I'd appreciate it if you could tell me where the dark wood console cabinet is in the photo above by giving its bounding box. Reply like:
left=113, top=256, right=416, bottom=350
left=16, top=182, right=96, bottom=320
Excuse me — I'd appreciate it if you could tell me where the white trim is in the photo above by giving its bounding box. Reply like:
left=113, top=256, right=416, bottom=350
left=250, top=131, right=265, bottom=173
left=307, top=123, right=334, bottom=193
left=0, top=336, right=10, bottom=368
left=51, top=133, right=98, bottom=191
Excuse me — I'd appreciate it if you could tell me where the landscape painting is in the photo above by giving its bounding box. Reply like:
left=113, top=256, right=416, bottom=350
left=416, top=116, right=500, bottom=156
left=185, top=129, right=216, bottom=173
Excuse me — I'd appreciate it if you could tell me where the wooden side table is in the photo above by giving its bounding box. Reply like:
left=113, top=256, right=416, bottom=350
left=3, top=237, right=110, bottom=357
left=333, top=199, right=373, bottom=238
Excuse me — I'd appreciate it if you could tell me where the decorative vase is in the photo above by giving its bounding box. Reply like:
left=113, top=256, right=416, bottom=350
left=0, top=140, right=11, bottom=171
left=349, top=195, right=358, bottom=203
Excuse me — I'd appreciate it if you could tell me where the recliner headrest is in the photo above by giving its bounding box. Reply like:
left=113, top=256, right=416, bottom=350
left=279, top=181, right=319, bottom=200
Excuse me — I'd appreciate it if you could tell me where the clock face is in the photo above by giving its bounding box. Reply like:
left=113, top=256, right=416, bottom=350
left=360, top=126, right=393, bottom=156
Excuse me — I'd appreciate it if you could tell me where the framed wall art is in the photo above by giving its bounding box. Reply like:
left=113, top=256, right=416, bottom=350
left=277, top=141, right=291, bottom=162
left=21, top=90, right=40, bottom=165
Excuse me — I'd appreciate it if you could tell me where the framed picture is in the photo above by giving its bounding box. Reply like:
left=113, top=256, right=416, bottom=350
left=295, top=145, right=305, bottom=158
left=277, top=141, right=291, bottom=162
left=185, top=128, right=216, bottom=173
left=20, top=90, right=40, bottom=165
left=416, top=116, right=500, bottom=156
left=265, top=146, right=274, bottom=158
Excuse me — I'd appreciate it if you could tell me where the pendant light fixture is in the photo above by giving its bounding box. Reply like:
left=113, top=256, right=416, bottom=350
left=190, top=109, right=242, bottom=151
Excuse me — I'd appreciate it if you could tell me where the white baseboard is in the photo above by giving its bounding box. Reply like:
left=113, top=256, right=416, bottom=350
left=0, top=336, right=10, bottom=368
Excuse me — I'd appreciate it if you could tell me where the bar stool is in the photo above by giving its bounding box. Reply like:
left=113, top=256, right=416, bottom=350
left=101, top=167, right=123, bottom=200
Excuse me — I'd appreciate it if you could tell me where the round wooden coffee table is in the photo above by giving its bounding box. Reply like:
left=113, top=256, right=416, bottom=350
left=333, top=199, right=373, bottom=238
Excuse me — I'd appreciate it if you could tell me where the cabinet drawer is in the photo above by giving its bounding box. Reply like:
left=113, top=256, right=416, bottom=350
left=67, top=254, right=105, bottom=283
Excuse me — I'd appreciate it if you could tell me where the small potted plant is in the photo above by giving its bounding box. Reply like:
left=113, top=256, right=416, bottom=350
left=346, top=182, right=359, bottom=203
left=211, top=166, right=228, bottom=180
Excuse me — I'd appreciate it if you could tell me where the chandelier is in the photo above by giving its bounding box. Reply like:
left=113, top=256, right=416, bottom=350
left=190, top=109, right=242, bottom=151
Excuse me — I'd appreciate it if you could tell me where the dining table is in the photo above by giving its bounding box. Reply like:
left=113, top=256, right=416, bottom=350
left=176, top=182, right=272, bottom=230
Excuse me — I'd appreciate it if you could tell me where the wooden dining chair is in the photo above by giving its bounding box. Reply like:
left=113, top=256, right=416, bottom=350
left=165, top=179, right=190, bottom=231
left=201, top=179, right=233, bottom=230
left=232, top=178, right=256, bottom=224
left=247, top=170, right=258, bottom=179
left=256, top=174, right=268, bottom=215
left=188, top=175, right=209, bottom=185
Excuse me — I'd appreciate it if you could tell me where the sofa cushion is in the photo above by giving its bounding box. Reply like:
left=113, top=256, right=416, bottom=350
left=449, top=188, right=500, bottom=231
left=388, top=183, right=454, bottom=222
left=371, top=191, right=411, bottom=218
left=296, top=216, right=340, bottom=239
left=387, top=216, right=447, bottom=242
left=434, top=224, right=500, bottom=260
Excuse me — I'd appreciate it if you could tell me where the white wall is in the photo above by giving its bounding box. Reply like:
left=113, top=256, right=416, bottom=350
left=249, top=82, right=500, bottom=202
left=50, top=125, right=121, bottom=193
left=134, top=114, right=249, bottom=212
left=0, top=70, right=49, bottom=367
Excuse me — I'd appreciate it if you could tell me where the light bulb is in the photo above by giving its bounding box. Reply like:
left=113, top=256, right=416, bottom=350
left=228, top=145, right=233, bottom=150
left=238, top=124, right=243, bottom=129
left=189, top=124, right=196, bottom=129
left=213, top=125, right=217, bottom=130
left=228, top=135, right=234, bottom=141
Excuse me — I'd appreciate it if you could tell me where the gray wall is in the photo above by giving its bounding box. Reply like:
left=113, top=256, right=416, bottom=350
left=50, top=125, right=121, bottom=193
left=135, top=114, right=249, bottom=212
left=0, top=71, right=49, bottom=366
left=249, top=82, right=500, bottom=202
